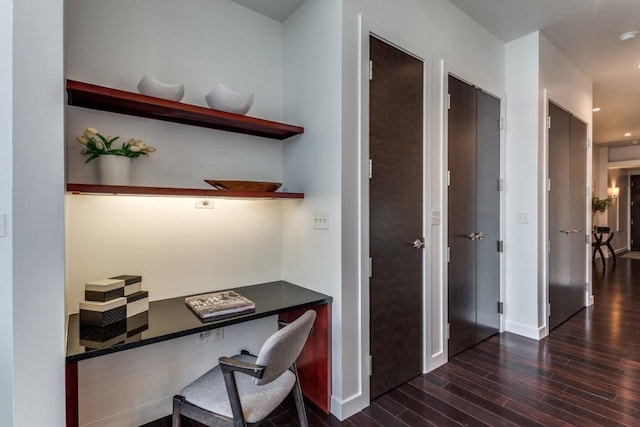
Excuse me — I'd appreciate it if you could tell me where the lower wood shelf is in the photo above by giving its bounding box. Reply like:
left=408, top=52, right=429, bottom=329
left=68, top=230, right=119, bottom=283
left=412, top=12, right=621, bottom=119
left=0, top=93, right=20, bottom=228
left=66, top=183, right=304, bottom=199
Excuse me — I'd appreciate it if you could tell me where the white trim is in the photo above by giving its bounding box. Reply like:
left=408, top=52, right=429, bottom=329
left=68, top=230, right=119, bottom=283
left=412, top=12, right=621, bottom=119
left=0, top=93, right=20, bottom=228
left=83, top=396, right=171, bottom=427
left=505, top=320, right=546, bottom=340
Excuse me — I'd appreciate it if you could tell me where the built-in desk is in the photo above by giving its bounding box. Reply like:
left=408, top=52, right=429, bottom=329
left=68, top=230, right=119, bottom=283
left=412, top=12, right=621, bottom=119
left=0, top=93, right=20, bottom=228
left=65, top=281, right=332, bottom=426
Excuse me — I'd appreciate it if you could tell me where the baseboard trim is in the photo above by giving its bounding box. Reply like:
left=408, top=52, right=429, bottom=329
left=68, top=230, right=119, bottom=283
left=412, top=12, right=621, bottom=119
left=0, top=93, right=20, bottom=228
left=83, top=396, right=171, bottom=427
left=331, top=392, right=368, bottom=421
left=505, top=320, right=544, bottom=340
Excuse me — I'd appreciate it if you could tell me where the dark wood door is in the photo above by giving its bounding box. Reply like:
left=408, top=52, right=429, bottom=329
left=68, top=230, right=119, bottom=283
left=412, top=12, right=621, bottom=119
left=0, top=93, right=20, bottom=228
left=447, top=75, right=478, bottom=356
left=568, top=115, right=587, bottom=316
left=475, top=89, right=501, bottom=343
left=369, top=35, right=424, bottom=398
left=548, top=101, right=586, bottom=330
left=631, top=175, right=640, bottom=250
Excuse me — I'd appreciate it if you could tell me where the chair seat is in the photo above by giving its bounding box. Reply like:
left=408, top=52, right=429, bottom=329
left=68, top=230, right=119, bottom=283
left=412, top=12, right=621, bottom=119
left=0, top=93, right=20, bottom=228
left=179, top=353, right=296, bottom=423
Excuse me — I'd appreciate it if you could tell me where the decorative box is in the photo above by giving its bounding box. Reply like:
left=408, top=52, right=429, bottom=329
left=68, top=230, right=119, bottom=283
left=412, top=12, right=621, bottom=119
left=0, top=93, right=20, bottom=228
left=84, top=278, right=125, bottom=302
left=126, top=291, right=149, bottom=318
left=79, top=320, right=127, bottom=350
left=79, top=297, right=127, bottom=327
left=127, top=311, right=149, bottom=336
left=110, top=275, right=142, bottom=296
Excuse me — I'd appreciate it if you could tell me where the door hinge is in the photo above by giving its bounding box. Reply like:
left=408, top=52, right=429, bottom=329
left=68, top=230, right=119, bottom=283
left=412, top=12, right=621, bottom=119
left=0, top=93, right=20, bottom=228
left=547, top=179, right=551, bottom=192
left=447, top=94, right=451, bottom=110
left=368, top=257, right=372, bottom=277
left=499, top=117, right=505, bottom=130
left=585, top=234, right=589, bottom=245
left=584, top=282, right=589, bottom=292
left=497, top=240, right=504, bottom=252
left=369, top=60, right=373, bottom=81
left=547, top=116, right=551, bottom=129
left=447, top=170, right=451, bottom=186
left=368, top=159, right=372, bottom=179
left=447, top=246, right=451, bottom=263
left=585, top=186, right=590, bottom=197
left=447, top=323, right=451, bottom=340
left=497, top=179, right=505, bottom=192
left=585, top=137, right=590, bottom=148
left=369, top=355, right=372, bottom=376
left=547, top=302, right=551, bottom=316
left=497, top=301, right=504, bottom=314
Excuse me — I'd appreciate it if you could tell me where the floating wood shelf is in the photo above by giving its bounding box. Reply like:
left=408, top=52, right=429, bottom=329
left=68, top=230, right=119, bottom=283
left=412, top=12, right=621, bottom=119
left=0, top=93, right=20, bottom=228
left=67, top=184, right=304, bottom=199
left=65, top=80, right=304, bottom=140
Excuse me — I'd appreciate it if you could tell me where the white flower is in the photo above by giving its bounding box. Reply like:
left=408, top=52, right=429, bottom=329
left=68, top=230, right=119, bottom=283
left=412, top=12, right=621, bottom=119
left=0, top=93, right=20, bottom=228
left=144, top=146, right=157, bottom=153
left=76, top=136, right=89, bottom=145
left=127, top=138, right=136, bottom=146
left=134, top=139, right=145, bottom=148
left=84, top=127, right=98, bottom=138
left=95, top=141, right=104, bottom=150
left=129, top=145, right=141, bottom=152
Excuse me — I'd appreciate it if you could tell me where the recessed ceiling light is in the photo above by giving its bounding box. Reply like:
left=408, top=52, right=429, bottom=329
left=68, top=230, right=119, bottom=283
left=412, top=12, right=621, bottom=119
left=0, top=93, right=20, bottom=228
left=619, top=31, right=638, bottom=41
left=625, top=132, right=633, bottom=137
left=593, top=107, right=601, bottom=112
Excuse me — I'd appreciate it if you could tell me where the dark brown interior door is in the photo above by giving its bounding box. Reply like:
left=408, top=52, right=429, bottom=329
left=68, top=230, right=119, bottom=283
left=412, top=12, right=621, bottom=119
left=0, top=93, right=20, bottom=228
left=631, top=175, right=640, bottom=250
left=447, top=75, right=478, bottom=357
left=548, top=101, right=586, bottom=330
left=369, top=35, right=424, bottom=399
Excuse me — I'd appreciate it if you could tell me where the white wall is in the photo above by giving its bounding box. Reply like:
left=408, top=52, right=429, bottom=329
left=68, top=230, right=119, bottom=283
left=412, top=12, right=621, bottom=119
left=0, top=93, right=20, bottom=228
left=504, top=32, right=593, bottom=339
left=505, top=33, right=542, bottom=338
left=281, top=0, right=344, bottom=415
left=66, top=0, right=285, bottom=188
left=0, top=0, right=14, bottom=423
left=13, top=0, right=66, bottom=424
left=336, top=0, right=505, bottom=418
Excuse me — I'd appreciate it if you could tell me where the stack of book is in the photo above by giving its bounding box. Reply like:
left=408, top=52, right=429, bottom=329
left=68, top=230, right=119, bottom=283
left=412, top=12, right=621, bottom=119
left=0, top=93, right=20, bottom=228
left=185, top=290, right=255, bottom=322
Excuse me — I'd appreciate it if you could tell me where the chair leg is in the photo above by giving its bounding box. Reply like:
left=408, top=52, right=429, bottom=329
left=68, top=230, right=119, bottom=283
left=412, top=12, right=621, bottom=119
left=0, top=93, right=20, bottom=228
left=172, top=396, right=184, bottom=427
left=291, top=364, right=308, bottom=427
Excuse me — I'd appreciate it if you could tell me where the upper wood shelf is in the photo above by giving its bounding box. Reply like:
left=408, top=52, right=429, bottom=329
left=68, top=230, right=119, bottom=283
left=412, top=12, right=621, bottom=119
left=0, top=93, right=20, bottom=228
left=67, top=184, right=304, bottom=199
left=65, top=80, right=304, bottom=140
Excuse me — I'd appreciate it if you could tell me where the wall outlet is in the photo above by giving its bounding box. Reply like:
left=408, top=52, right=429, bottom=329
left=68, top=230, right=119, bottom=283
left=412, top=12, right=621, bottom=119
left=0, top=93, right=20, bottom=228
left=313, top=212, right=329, bottom=230
left=516, top=212, right=529, bottom=224
left=213, top=328, right=224, bottom=341
left=196, top=199, right=214, bottom=209
left=432, top=210, right=441, bottom=225
left=198, top=331, right=211, bottom=343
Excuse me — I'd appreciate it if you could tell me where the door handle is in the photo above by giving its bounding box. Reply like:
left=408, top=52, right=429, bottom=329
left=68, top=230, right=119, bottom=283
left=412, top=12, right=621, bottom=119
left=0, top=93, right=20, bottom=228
left=475, top=232, right=490, bottom=240
left=411, top=238, right=425, bottom=249
left=462, top=233, right=477, bottom=241
left=569, top=229, right=580, bottom=234
left=559, top=229, right=573, bottom=235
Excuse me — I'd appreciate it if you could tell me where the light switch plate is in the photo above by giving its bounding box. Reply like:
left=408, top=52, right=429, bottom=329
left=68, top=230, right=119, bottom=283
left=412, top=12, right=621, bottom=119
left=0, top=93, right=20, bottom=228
left=432, top=210, right=441, bottom=225
left=313, top=212, right=329, bottom=230
left=516, top=212, right=529, bottom=224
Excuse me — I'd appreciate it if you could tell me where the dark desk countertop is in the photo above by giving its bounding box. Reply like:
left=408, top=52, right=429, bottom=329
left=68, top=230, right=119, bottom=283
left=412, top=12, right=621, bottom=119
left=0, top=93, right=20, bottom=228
left=66, top=281, right=332, bottom=363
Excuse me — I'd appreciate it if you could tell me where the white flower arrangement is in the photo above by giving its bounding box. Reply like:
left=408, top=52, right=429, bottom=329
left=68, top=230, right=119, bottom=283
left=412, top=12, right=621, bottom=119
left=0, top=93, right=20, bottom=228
left=76, top=127, right=157, bottom=163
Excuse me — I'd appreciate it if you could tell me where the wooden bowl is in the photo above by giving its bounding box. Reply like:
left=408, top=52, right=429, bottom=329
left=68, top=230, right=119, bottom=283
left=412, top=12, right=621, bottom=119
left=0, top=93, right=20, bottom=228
left=204, top=180, right=282, bottom=192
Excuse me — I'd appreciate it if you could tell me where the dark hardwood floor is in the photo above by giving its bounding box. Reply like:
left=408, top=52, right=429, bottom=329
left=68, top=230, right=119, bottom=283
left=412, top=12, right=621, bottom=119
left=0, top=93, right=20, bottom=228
left=146, top=255, right=640, bottom=426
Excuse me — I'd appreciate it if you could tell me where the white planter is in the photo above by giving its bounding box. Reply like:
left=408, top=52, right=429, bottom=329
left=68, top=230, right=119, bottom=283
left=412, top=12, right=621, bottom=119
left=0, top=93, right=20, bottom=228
left=98, top=155, right=131, bottom=186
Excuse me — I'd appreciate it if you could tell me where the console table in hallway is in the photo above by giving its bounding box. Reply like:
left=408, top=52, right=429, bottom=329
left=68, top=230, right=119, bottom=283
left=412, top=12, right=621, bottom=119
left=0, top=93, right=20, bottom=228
left=592, top=226, right=616, bottom=266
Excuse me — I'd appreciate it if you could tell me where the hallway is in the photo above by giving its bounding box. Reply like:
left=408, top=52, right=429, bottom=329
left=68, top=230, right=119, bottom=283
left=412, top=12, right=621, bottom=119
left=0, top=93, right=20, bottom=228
left=339, top=256, right=640, bottom=426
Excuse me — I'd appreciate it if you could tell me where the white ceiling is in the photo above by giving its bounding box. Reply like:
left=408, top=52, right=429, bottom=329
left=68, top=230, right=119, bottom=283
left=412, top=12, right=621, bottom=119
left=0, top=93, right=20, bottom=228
left=448, top=0, right=640, bottom=146
left=230, top=0, right=304, bottom=22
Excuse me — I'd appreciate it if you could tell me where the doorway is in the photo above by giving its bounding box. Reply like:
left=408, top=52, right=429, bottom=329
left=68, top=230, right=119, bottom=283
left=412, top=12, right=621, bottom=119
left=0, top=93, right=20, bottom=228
left=447, top=75, right=501, bottom=357
left=547, top=101, right=587, bottom=330
left=369, top=35, right=424, bottom=398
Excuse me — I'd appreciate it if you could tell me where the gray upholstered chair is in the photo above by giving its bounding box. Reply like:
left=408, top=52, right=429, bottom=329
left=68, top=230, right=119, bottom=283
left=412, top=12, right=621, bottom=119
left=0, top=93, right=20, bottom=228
left=172, top=310, right=316, bottom=427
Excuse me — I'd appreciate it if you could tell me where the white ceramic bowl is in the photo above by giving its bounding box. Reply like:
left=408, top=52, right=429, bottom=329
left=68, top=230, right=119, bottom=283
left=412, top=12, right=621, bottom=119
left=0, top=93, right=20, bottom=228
left=204, top=83, right=254, bottom=115
left=137, top=74, right=185, bottom=102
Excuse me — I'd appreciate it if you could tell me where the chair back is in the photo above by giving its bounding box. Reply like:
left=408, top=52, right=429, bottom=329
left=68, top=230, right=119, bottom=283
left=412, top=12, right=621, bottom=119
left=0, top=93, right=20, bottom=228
left=254, top=310, right=316, bottom=385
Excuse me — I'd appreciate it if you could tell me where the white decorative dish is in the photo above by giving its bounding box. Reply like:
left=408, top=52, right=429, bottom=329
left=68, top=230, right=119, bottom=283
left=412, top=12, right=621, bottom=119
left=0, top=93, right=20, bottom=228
left=137, top=74, right=185, bottom=102
left=204, top=83, right=254, bottom=115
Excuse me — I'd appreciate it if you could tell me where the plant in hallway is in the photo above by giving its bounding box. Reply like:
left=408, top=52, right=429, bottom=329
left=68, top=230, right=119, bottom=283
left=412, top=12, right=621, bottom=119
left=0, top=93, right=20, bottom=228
left=75, top=127, right=156, bottom=163
left=592, top=196, right=612, bottom=215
